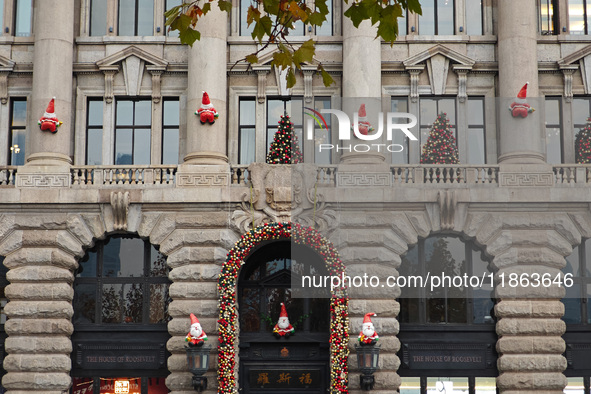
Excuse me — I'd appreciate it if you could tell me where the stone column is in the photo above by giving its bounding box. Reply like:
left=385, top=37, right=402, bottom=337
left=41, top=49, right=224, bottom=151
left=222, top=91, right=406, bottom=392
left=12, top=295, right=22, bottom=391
left=183, top=8, right=228, bottom=165
left=497, top=0, right=545, bottom=163
left=493, top=231, right=569, bottom=394
left=26, top=0, right=75, bottom=166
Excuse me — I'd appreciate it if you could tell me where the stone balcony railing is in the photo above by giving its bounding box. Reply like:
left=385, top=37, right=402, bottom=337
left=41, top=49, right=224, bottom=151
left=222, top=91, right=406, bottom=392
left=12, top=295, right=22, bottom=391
left=71, top=166, right=177, bottom=186
left=0, top=167, right=17, bottom=186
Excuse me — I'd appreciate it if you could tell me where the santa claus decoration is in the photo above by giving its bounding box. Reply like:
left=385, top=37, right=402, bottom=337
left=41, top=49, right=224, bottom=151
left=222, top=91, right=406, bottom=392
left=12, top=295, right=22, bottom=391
left=352, top=103, right=374, bottom=136
left=358, top=312, right=379, bottom=345
left=185, top=313, right=208, bottom=347
left=196, top=91, right=219, bottom=124
left=273, top=303, right=295, bottom=338
left=38, top=97, right=63, bottom=133
left=509, top=82, right=535, bottom=118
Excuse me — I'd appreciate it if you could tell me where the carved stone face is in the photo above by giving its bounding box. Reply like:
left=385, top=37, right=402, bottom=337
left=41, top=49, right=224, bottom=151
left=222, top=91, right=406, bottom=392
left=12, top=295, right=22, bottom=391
left=190, top=322, right=202, bottom=337
left=277, top=316, right=290, bottom=329
left=362, top=322, right=375, bottom=337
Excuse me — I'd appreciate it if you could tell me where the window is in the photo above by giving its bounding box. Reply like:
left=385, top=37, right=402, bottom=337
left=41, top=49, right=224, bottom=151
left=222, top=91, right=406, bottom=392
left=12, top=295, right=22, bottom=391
left=400, top=377, right=496, bottom=393
left=86, top=99, right=103, bottom=165
left=239, top=98, right=255, bottom=164
left=540, top=0, right=559, bottom=35
left=545, top=97, right=562, bottom=164
left=114, top=99, right=151, bottom=165
left=314, top=0, right=333, bottom=36
left=398, top=8, right=407, bottom=37
left=466, top=0, right=483, bottom=35
left=118, top=0, right=154, bottom=36
left=240, top=0, right=254, bottom=36
left=165, top=0, right=182, bottom=37
left=391, top=98, right=410, bottom=164
left=14, top=0, right=32, bottom=37
left=419, top=97, right=456, bottom=152
left=312, top=97, right=331, bottom=164
left=73, top=236, right=170, bottom=326
left=418, top=0, right=454, bottom=35
left=162, top=98, right=180, bottom=164
left=398, top=236, right=494, bottom=325
left=9, top=98, right=26, bottom=166
left=90, top=0, right=108, bottom=36
left=267, top=98, right=304, bottom=157
left=467, top=98, right=486, bottom=165
left=569, top=0, right=591, bottom=34
left=563, top=239, right=591, bottom=325
left=564, top=378, right=590, bottom=394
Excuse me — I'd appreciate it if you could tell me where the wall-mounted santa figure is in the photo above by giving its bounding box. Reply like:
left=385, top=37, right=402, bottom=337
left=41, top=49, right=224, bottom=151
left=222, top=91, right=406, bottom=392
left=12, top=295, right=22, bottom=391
left=196, top=91, right=219, bottom=124
left=186, top=313, right=208, bottom=347
left=38, top=97, right=63, bottom=133
left=358, top=312, right=379, bottom=345
left=273, top=303, right=295, bottom=338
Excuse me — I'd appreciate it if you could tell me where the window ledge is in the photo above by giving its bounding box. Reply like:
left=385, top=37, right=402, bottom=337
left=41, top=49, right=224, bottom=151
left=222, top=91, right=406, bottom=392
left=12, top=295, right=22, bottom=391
left=396, top=34, right=497, bottom=44
left=0, top=36, right=34, bottom=45
left=75, top=36, right=171, bottom=45
left=538, top=35, right=591, bottom=43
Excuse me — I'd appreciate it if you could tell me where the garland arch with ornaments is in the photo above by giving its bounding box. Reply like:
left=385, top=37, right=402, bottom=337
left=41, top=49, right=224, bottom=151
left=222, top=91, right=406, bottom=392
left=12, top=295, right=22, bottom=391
left=217, top=222, right=349, bottom=393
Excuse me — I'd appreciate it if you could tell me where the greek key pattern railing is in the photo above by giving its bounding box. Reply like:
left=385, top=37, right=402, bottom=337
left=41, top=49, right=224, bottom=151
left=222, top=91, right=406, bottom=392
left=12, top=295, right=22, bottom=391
left=71, top=166, right=177, bottom=186
left=0, top=167, right=17, bottom=186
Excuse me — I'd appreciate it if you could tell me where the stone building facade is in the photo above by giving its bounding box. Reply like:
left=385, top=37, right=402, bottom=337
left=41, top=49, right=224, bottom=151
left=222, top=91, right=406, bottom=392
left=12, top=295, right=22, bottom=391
left=0, top=0, right=590, bottom=393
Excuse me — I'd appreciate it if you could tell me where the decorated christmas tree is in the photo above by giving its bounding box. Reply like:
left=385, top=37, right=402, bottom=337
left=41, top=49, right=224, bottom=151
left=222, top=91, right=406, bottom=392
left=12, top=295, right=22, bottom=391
left=575, top=118, right=591, bottom=164
left=420, top=112, right=459, bottom=164
left=266, top=113, right=303, bottom=164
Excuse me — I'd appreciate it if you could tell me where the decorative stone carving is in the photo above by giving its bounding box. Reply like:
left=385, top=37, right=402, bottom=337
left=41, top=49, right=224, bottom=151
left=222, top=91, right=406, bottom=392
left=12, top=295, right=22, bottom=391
left=102, top=68, right=118, bottom=104
left=438, top=190, right=456, bottom=231
left=337, top=173, right=391, bottom=187
left=499, top=173, right=554, bottom=187
left=110, top=191, right=130, bottom=231
left=408, top=68, right=422, bottom=103
left=148, top=67, right=165, bottom=103
left=561, top=67, right=576, bottom=103
left=454, top=66, right=470, bottom=103
left=16, top=174, right=70, bottom=188
left=177, top=173, right=230, bottom=186
left=253, top=66, right=270, bottom=104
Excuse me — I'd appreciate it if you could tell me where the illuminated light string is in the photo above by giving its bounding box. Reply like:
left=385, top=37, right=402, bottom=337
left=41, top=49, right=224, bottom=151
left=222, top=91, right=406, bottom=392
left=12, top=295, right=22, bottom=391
left=217, top=222, right=349, bottom=393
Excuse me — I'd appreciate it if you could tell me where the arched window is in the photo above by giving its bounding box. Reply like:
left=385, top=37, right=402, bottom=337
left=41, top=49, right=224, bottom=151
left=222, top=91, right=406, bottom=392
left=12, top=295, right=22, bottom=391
left=71, top=236, right=170, bottom=394
left=397, top=236, right=497, bottom=393
left=562, top=238, right=591, bottom=394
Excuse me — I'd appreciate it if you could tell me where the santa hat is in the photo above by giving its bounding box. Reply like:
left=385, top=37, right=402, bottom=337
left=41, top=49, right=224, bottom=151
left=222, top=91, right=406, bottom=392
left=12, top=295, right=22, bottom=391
left=201, top=91, right=213, bottom=108
left=44, top=97, right=57, bottom=119
left=363, top=312, right=376, bottom=324
left=515, top=83, right=529, bottom=104
left=279, top=303, right=288, bottom=318
left=189, top=313, right=200, bottom=326
left=358, top=104, right=367, bottom=119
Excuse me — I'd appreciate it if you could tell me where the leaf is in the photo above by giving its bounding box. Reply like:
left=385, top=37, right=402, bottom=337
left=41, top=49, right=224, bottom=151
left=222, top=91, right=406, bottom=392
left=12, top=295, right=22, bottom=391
left=179, top=27, right=201, bottom=46
left=272, top=44, right=293, bottom=69
left=286, top=68, right=297, bottom=89
left=218, top=0, right=233, bottom=12
left=170, top=13, right=192, bottom=31
left=247, top=5, right=261, bottom=25
left=319, top=66, right=334, bottom=87
left=202, top=2, right=211, bottom=14
left=343, top=3, right=366, bottom=28
left=307, top=11, right=326, bottom=26
left=293, top=39, right=315, bottom=65
left=289, top=0, right=308, bottom=22
left=245, top=54, right=259, bottom=64
left=376, top=4, right=401, bottom=43
left=406, top=0, right=422, bottom=15
left=164, top=5, right=182, bottom=18
left=314, top=0, right=329, bottom=16
left=262, top=0, right=280, bottom=14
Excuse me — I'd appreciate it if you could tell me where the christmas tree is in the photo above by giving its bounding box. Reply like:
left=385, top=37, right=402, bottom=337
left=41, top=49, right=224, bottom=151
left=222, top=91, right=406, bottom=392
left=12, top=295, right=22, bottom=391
left=266, top=113, right=303, bottom=164
left=420, top=112, right=459, bottom=164
left=575, top=118, right=591, bottom=164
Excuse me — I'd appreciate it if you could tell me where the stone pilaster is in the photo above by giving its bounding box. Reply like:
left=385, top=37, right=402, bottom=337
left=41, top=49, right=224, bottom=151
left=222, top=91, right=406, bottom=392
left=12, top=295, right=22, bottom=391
left=26, top=0, right=75, bottom=167
left=491, top=231, right=570, bottom=394
left=497, top=0, right=544, bottom=164
left=183, top=8, right=228, bottom=165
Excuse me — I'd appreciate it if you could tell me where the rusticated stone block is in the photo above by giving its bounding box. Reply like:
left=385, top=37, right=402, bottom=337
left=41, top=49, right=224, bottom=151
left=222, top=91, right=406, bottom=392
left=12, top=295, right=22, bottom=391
left=5, top=336, right=72, bottom=354
left=166, top=371, right=217, bottom=392
left=175, top=213, right=232, bottom=228
left=2, top=372, right=71, bottom=390
left=348, top=299, right=399, bottom=317
left=349, top=317, right=398, bottom=336
left=348, top=353, right=400, bottom=371
left=497, top=354, right=566, bottom=372
left=493, top=247, right=566, bottom=270
left=168, top=299, right=219, bottom=318
left=66, top=214, right=94, bottom=247
left=167, top=247, right=227, bottom=268
left=168, top=317, right=217, bottom=336
left=496, top=318, right=565, bottom=336
left=0, top=230, right=23, bottom=255
left=4, top=248, right=77, bottom=270
left=5, top=283, right=74, bottom=301
left=169, top=282, right=218, bottom=300
left=168, top=264, right=221, bottom=282
left=7, top=265, right=74, bottom=282
left=5, top=319, right=73, bottom=336
left=159, top=229, right=238, bottom=255
left=4, top=301, right=73, bottom=319
left=497, top=371, right=567, bottom=390
left=495, top=300, right=564, bottom=318
left=4, top=354, right=71, bottom=373
left=148, top=215, right=176, bottom=246
left=80, top=213, right=107, bottom=240
left=497, top=337, right=565, bottom=354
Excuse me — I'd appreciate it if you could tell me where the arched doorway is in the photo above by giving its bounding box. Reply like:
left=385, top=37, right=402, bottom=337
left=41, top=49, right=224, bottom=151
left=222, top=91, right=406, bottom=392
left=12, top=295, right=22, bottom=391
left=70, top=235, right=170, bottom=394
left=217, top=222, right=349, bottom=394
left=238, top=240, right=330, bottom=393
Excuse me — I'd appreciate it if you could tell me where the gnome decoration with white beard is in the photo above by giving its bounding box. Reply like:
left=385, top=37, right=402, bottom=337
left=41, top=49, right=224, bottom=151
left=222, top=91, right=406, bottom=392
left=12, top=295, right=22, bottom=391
left=273, top=303, right=295, bottom=338
left=186, top=313, right=208, bottom=347
left=358, top=312, right=379, bottom=345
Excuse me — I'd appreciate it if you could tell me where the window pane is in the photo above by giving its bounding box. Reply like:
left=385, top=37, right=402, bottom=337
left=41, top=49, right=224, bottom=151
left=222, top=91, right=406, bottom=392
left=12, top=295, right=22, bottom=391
left=87, top=128, right=103, bottom=165
left=78, top=251, right=98, bottom=278
left=467, top=128, right=485, bottom=164
left=565, top=245, right=581, bottom=276
left=72, top=377, right=94, bottom=394
left=90, top=0, right=108, bottom=36
left=137, top=0, right=154, bottom=36
left=546, top=98, right=560, bottom=125
left=420, top=99, right=437, bottom=126
left=134, top=128, right=151, bottom=165
left=88, top=100, right=104, bottom=126
left=102, top=284, right=123, bottom=323
left=466, top=0, right=482, bottom=35
left=10, top=129, right=26, bottom=166
left=439, top=99, right=456, bottom=128
left=123, top=283, right=143, bottom=323
left=569, top=0, right=586, bottom=34
left=73, top=284, right=96, bottom=324
left=288, top=98, right=303, bottom=126
left=539, top=0, right=554, bottom=35
left=564, top=377, right=585, bottom=394
left=572, top=98, right=589, bottom=127
left=315, top=0, right=332, bottom=36
left=163, top=100, right=179, bottom=126
left=240, top=0, right=254, bottom=36
left=166, top=0, right=182, bottom=37
left=99, top=378, right=141, bottom=393
left=149, top=248, right=168, bottom=276
left=314, top=128, right=331, bottom=164
left=563, top=284, right=582, bottom=323
left=117, top=100, right=133, bottom=125
left=102, top=237, right=144, bottom=277
left=437, top=0, right=454, bottom=35
left=118, top=0, right=136, bottom=36
left=240, top=127, right=255, bottom=164
left=0, top=1, right=3, bottom=33
left=398, top=8, right=407, bottom=37
left=115, top=128, right=133, bottom=164
left=399, top=377, right=420, bottom=394
left=427, top=378, right=468, bottom=393
left=15, top=0, right=32, bottom=37
left=162, top=128, right=179, bottom=164
left=546, top=126, right=562, bottom=163
left=468, top=99, right=484, bottom=126
left=12, top=100, right=27, bottom=127
left=240, top=100, right=256, bottom=125
left=419, top=0, right=435, bottom=35
left=134, top=100, right=152, bottom=126
left=475, top=377, right=497, bottom=394
left=391, top=98, right=409, bottom=164
left=150, top=283, right=169, bottom=323
left=240, top=288, right=261, bottom=331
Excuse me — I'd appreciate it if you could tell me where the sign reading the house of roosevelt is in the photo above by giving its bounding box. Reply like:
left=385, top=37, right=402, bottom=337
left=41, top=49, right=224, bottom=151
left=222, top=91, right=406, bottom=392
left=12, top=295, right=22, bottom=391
left=76, top=344, right=165, bottom=370
left=404, top=345, right=488, bottom=370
